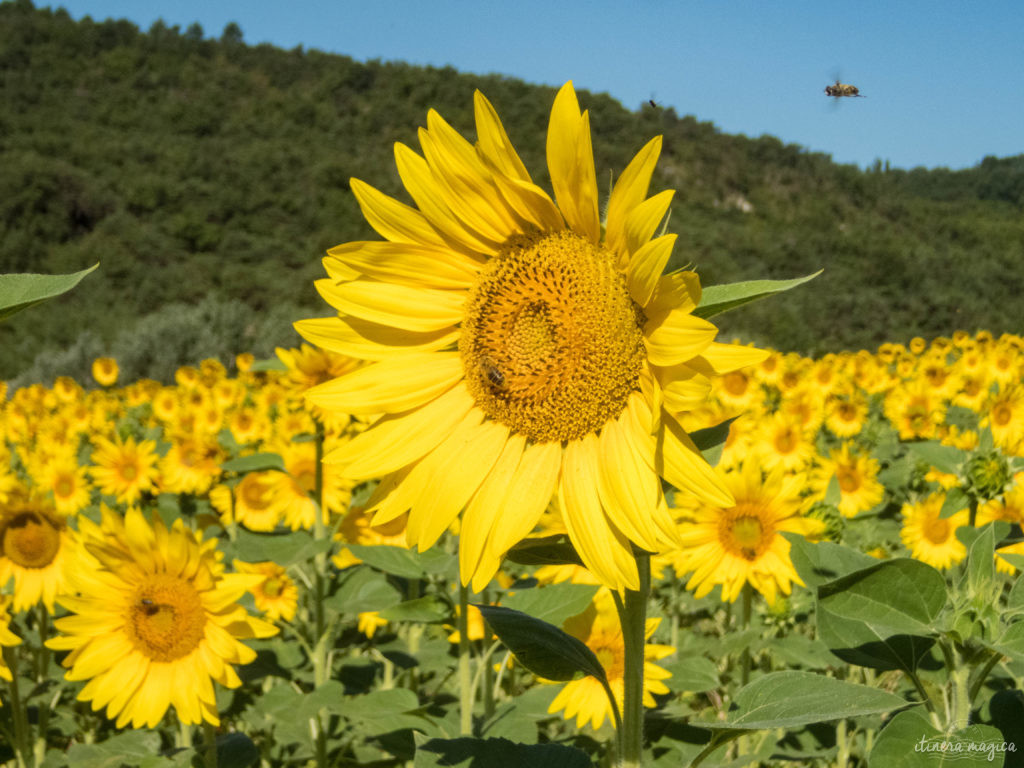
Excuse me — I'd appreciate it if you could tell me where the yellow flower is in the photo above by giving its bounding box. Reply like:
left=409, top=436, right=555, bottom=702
left=673, top=462, right=823, bottom=605
left=91, top=357, right=119, bottom=388
left=158, top=437, right=223, bottom=495
left=814, top=443, right=884, bottom=518
left=357, top=611, right=389, bottom=639
left=299, top=82, right=765, bottom=592
left=984, top=384, right=1024, bottom=453
left=89, top=434, right=159, bottom=505
left=0, top=494, right=77, bottom=612
left=753, top=412, right=816, bottom=473
left=233, top=561, right=298, bottom=622
left=0, top=596, right=22, bottom=705
left=548, top=590, right=673, bottom=730
left=211, top=472, right=282, bottom=532
left=824, top=391, right=869, bottom=438
left=35, top=454, right=93, bottom=516
left=900, top=492, right=969, bottom=570
left=46, top=508, right=277, bottom=728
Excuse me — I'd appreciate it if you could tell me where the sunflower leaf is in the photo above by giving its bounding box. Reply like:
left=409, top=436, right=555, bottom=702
left=220, top=452, right=286, bottom=474
left=690, top=671, right=909, bottom=730
left=689, top=417, right=737, bottom=465
left=0, top=263, right=98, bottom=322
left=347, top=544, right=457, bottom=579
left=499, top=583, right=600, bottom=626
left=475, top=604, right=607, bottom=683
left=692, top=271, right=821, bottom=319
left=505, top=535, right=584, bottom=567
left=869, top=707, right=1007, bottom=767
left=816, top=558, right=948, bottom=672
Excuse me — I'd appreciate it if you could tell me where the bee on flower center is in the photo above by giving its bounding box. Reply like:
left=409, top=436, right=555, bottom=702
left=478, top=355, right=506, bottom=391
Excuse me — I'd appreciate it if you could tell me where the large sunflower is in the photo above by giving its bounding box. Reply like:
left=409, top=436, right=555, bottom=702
left=46, top=508, right=277, bottom=728
left=299, top=82, right=765, bottom=591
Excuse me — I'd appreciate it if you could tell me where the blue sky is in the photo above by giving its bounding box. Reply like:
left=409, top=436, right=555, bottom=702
left=46, top=0, right=1023, bottom=171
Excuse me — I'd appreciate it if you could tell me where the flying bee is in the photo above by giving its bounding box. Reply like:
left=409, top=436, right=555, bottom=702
left=825, top=80, right=864, bottom=98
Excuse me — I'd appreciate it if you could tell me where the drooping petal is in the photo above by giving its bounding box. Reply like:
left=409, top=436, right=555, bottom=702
left=695, top=342, right=771, bottom=374
left=306, top=352, right=462, bottom=415
left=404, top=416, right=509, bottom=551
left=314, top=278, right=463, bottom=333
left=643, top=310, right=717, bottom=367
left=657, top=413, right=734, bottom=508
left=294, top=316, right=458, bottom=361
left=487, top=440, right=562, bottom=557
left=559, top=435, right=639, bottom=591
left=596, top=407, right=660, bottom=551
left=324, top=384, right=475, bottom=479
left=326, top=241, right=482, bottom=289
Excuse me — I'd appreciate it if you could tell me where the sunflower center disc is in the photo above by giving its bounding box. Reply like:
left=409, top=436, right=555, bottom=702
left=460, top=230, right=645, bottom=443
left=128, top=574, right=207, bottom=662
left=720, top=505, right=771, bottom=561
left=2, top=511, right=62, bottom=569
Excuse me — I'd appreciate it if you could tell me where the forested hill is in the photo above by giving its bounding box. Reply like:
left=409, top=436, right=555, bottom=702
left=2, top=0, right=1022, bottom=383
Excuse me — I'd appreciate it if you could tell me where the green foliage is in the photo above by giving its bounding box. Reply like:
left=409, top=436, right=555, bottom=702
left=2, top=0, right=1023, bottom=380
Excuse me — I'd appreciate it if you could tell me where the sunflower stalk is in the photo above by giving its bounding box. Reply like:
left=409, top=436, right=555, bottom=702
left=618, top=551, right=651, bottom=768
left=3, top=645, right=32, bottom=768
left=311, top=420, right=330, bottom=768
left=458, top=582, right=474, bottom=735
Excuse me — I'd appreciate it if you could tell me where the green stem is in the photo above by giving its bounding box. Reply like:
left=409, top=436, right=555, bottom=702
left=740, top=582, right=753, bottom=688
left=311, top=422, right=329, bottom=768
left=458, top=583, right=474, bottom=736
left=202, top=722, right=218, bottom=768
left=619, top=552, right=651, bottom=768
left=968, top=649, right=1004, bottom=702
left=951, top=664, right=971, bottom=731
left=3, top=645, right=31, bottom=768
left=34, top=606, right=51, bottom=764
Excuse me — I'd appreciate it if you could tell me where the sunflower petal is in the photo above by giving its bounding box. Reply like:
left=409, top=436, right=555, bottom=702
left=294, top=317, right=458, bottom=361
left=314, top=278, right=463, bottom=333
left=350, top=178, right=446, bottom=247
left=695, top=342, right=771, bottom=374
left=658, top=414, right=734, bottom=507
left=474, top=91, right=532, bottom=182
left=559, top=435, right=639, bottom=591
left=627, top=234, right=676, bottom=307
left=643, top=310, right=717, bottom=367
left=326, top=241, right=481, bottom=289
left=547, top=82, right=600, bottom=243
left=325, top=384, right=475, bottom=479
left=306, top=352, right=462, bottom=415
left=624, top=189, right=674, bottom=256
left=606, top=136, right=662, bottom=257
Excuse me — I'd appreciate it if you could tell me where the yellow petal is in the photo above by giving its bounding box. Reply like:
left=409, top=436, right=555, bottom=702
left=474, top=90, right=531, bottom=182
left=325, top=384, right=475, bottom=479
left=695, top=342, right=770, bottom=374
left=326, top=241, right=481, bottom=289
left=547, top=82, right=599, bottom=243
left=460, top=434, right=526, bottom=585
left=394, top=142, right=500, bottom=256
left=596, top=407, right=660, bottom=551
left=404, top=416, right=509, bottom=552
left=559, top=434, right=639, bottom=591
left=643, top=310, right=717, bottom=367
left=624, top=189, right=674, bottom=256
left=646, top=270, right=701, bottom=314
left=350, top=178, right=446, bottom=247
left=657, top=364, right=713, bottom=413
left=605, top=136, right=662, bottom=257
left=657, top=414, right=734, bottom=508
left=488, top=440, right=562, bottom=557
left=489, top=172, right=565, bottom=232
left=294, top=316, right=458, bottom=361
left=627, top=234, right=676, bottom=307
left=314, top=278, right=463, bottom=333
left=306, top=352, right=462, bottom=415
left=421, top=111, right=521, bottom=241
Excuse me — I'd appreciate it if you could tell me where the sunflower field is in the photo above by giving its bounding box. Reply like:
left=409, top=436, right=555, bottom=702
left=3, top=83, right=1024, bottom=768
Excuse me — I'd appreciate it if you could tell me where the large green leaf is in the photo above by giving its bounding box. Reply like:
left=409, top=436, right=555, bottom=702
left=476, top=604, right=607, bottom=683
left=691, top=671, right=907, bottom=730
left=346, top=544, right=457, bottom=580
left=220, top=452, right=285, bottom=473
left=505, top=535, right=583, bottom=567
left=692, top=271, right=821, bottom=319
left=906, top=440, right=964, bottom=476
left=230, top=529, right=332, bottom=567
left=0, top=263, right=98, bottom=322
left=325, top=565, right=402, bottom=615
left=870, top=708, right=1008, bottom=767
left=499, top=583, right=599, bottom=626
left=784, top=534, right=878, bottom=589
left=816, top=558, right=947, bottom=672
